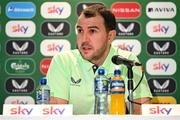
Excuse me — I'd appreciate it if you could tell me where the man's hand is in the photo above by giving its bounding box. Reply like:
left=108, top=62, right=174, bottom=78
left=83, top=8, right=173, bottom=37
left=132, top=97, right=151, bottom=114
left=50, top=97, right=69, bottom=104
left=126, top=97, right=151, bottom=114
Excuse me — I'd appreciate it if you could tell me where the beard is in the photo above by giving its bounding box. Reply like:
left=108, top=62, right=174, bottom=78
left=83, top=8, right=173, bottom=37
left=77, top=41, right=108, bottom=63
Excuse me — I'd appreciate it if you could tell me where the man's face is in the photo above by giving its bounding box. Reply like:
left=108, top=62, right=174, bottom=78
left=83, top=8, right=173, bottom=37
left=76, top=14, right=111, bottom=63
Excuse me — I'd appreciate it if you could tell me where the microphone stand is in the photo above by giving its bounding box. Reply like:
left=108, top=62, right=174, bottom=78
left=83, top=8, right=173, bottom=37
left=111, top=55, right=143, bottom=114
left=127, top=65, right=133, bottom=114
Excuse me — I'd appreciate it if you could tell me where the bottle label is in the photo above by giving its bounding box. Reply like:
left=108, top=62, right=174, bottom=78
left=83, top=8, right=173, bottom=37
left=95, top=79, right=108, bottom=93
left=36, top=89, right=50, bottom=101
left=110, top=80, right=125, bottom=94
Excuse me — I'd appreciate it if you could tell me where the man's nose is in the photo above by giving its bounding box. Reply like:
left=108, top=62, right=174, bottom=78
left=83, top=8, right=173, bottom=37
left=82, top=32, right=89, bottom=42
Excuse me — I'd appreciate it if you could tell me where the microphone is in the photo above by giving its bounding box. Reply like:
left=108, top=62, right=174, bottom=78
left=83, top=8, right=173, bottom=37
left=112, top=55, right=142, bottom=66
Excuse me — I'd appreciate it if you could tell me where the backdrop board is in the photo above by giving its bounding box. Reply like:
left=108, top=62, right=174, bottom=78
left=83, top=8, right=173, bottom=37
left=0, top=0, right=179, bottom=114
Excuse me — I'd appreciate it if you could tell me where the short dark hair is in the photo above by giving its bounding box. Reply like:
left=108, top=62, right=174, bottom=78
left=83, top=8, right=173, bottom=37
left=81, top=4, right=116, bottom=32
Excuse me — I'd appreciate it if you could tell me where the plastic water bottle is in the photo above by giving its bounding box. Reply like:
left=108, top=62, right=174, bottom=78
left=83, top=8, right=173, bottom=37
left=36, top=77, right=50, bottom=104
left=110, top=66, right=126, bottom=114
left=94, top=68, right=109, bottom=114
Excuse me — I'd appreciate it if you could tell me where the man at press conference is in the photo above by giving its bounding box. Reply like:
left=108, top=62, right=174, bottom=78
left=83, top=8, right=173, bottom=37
left=46, top=4, right=152, bottom=115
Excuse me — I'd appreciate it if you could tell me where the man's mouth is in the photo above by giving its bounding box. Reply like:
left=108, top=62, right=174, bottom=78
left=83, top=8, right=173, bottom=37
left=81, top=45, right=92, bottom=54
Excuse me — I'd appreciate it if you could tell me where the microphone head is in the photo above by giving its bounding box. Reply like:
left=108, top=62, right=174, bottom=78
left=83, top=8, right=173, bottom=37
left=111, top=55, right=123, bottom=65
left=111, top=55, right=142, bottom=66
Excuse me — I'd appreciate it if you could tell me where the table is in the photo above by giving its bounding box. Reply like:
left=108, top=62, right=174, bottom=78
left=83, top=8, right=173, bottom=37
left=0, top=115, right=180, bottom=120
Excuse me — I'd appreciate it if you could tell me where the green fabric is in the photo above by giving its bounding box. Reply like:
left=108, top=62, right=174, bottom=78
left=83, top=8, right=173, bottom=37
left=46, top=46, right=152, bottom=114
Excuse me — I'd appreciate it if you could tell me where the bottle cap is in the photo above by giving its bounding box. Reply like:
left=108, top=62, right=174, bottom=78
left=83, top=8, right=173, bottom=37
left=114, top=66, right=121, bottom=75
left=98, top=68, right=105, bottom=75
left=40, top=77, right=47, bottom=85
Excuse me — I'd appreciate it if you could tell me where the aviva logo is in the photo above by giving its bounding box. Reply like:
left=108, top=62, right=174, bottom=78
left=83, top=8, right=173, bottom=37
left=6, top=2, right=36, bottom=19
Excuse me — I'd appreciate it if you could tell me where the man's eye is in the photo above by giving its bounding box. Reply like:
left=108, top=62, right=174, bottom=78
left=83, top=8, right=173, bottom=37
left=77, top=29, right=83, bottom=33
left=90, top=29, right=96, bottom=33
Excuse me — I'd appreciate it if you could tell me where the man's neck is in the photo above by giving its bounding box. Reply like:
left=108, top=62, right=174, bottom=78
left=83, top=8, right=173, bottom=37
left=91, top=47, right=110, bottom=67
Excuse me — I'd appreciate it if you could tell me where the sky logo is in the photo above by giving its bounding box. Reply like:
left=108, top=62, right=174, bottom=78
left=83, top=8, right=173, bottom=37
left=153, top=62, right=169, bottom=72
left=10, top=106, right=33, bottom=115
left=149, top=106, right=172, bottom=115
left=40, top=39, right=71, bottom=56
left=12, top=24, right=28, bottom=34
left=153, top=24, right=169, bottom=34
left=4, top=96, right=35, bottom=104
left=116, top=43, right=134, bottom=51
left=41, top=2, right=71, bottom=19
left=6, top=2, right=36, bottom=19
left=6, top=21, right=36, bottom=37
left=112, top=39, right=141, bottom=55
left=3, top=105, right=73, bottom=116
left=146, top=21, right=176, bottom=38
left=47, top=5, right=64, bottom=15
left=48, top=43, right=64, bottom=52
left=43, top=106, right=65, bottom=115
left=146, top=58, right=176, bottom=75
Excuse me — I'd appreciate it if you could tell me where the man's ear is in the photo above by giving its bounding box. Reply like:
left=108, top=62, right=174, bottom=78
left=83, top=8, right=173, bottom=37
left=108, top=30, right=116, bottom=43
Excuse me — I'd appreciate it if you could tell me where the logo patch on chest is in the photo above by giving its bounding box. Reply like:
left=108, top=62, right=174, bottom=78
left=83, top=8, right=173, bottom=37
left=70, top=77, right=81, bottom=86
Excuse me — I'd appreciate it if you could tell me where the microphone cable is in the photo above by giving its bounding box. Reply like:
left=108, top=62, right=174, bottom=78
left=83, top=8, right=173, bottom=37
left=127, top=66, right=145, bottom=105
left=113, top=49, right=147, bottom=105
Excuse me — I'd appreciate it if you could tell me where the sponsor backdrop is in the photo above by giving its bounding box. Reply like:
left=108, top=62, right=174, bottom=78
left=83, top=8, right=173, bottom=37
left=0, top=0, right=179, bottom=114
